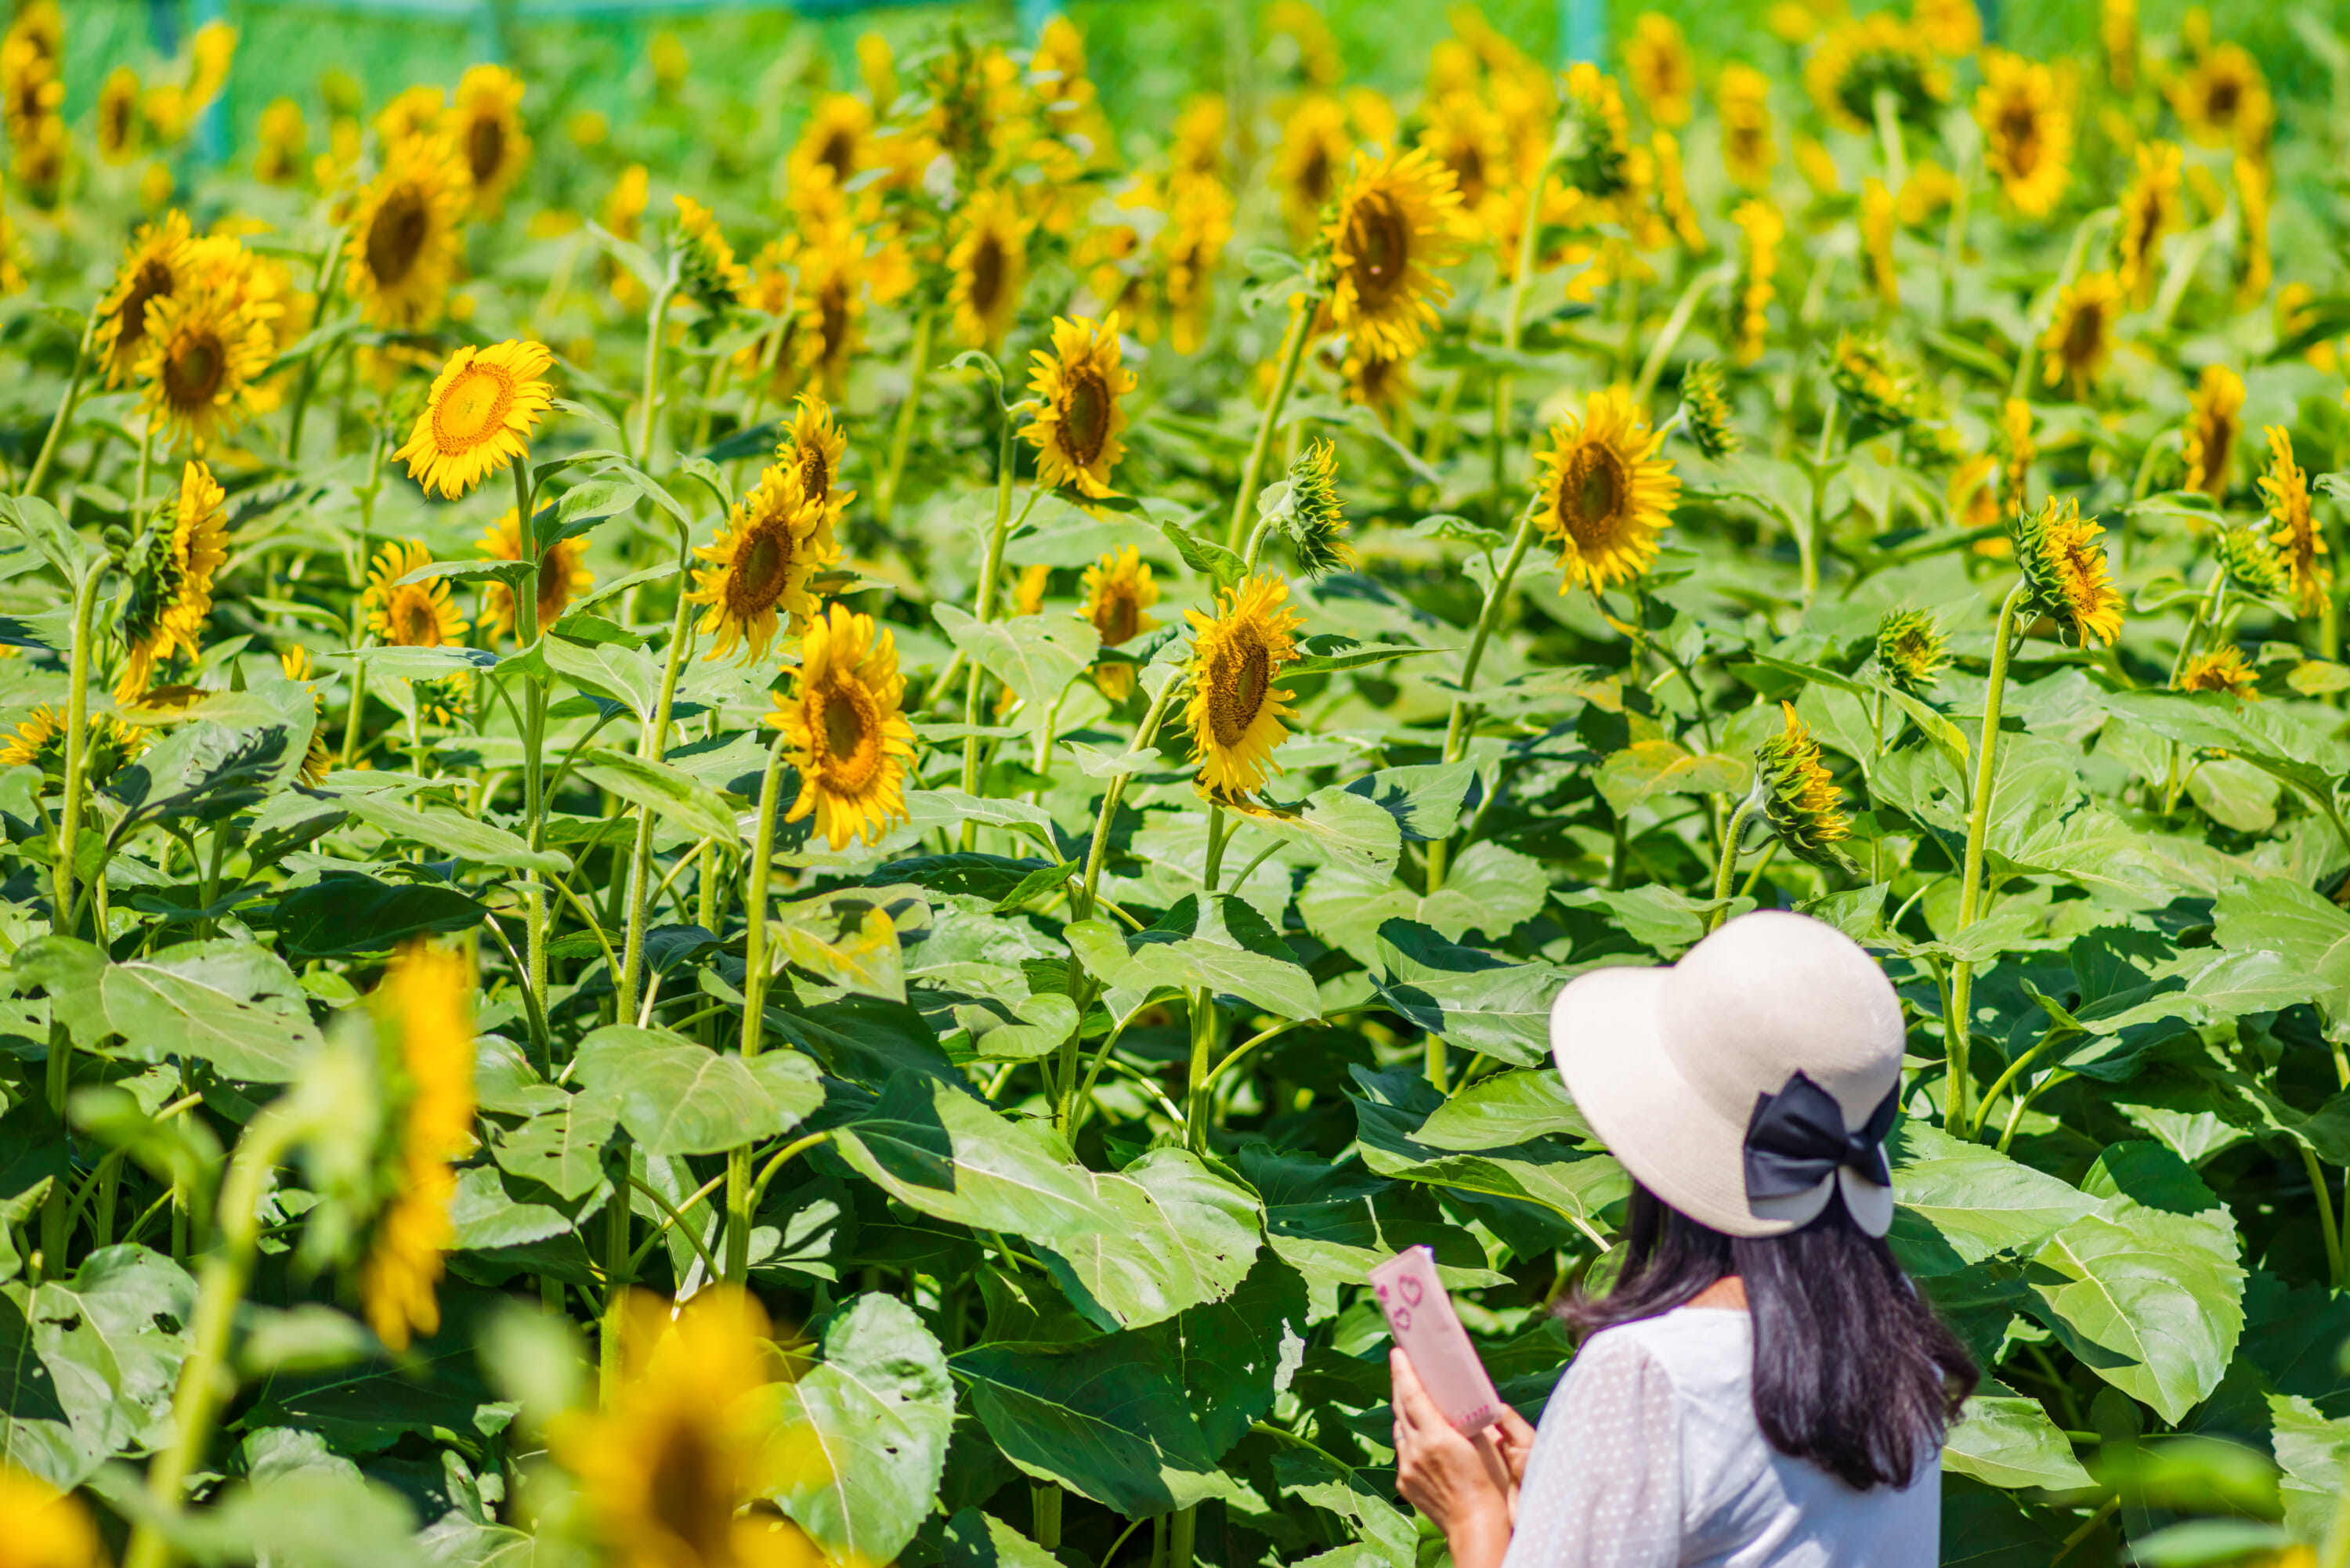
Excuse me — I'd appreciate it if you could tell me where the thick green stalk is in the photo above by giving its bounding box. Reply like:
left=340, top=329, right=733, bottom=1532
left=284, top=237, right=346, bottom=462
left=1224, top=293, right=1320, bottom=552
left=123, top=1113, right=301, bottom=1568
left=1631, top=263, right=1733, bottom=408
left=52, top=563, right=107, bottom=943
left=960, top=409, right=1021, bottom=844
left=615, top=531, right=699, bottom=1024
left=1945, top=581, right=2029, bottom=1136
left=1424, top=500, right=1542, bottom=891
left=875, top=306, right=937, bottom=529
left=600, top=1143, right=633, bottom=1408
left=634, top=282, right=677, bottom=468
left=26, top=310, right=96, bottom=500
left=725, top=728, right=797, bottom=1283
left=1166, top=1504, right=1198, bottom=1568
left=1708, top=797, right=1760, bottom=924
left=512, top=463, right=551, bottom=1071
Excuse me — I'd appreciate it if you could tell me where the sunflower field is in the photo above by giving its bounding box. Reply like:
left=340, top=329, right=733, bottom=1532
left=13, top=0, right=2350, bottom=1563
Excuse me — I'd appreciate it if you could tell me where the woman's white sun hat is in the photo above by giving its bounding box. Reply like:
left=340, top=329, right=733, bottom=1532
left=1549, top=909, right=1906, bottom=1239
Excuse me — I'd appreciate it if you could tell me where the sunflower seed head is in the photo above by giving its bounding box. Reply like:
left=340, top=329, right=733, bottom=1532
left=1677, top=360, right=1741, bottom=460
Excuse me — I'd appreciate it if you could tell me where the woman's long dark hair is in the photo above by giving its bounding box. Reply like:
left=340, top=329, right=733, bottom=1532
left=1561, top=1183, right=1976, bottom=1491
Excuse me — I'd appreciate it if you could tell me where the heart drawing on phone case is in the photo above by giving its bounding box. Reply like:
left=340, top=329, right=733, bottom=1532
left=1400, top=1275, right=1424, bottom=1306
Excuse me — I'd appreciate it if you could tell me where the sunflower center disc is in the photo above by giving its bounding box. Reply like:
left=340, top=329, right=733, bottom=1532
left=1099, top=588, right=1139, bottom=647
left=167, top=335, right=224, bottom=405
left=1351, top=196, right=1409, bottom=308
left=739, top=526, right=790, bottom=610
left=819, top=283, right=851, bottom=364
left=536, top=551, right=567, bottom=623
left=434, top=365, right=515, bottom=448
left=1065, top=369, right=1111, bottom=468
left=2000, top=104, right=2039, bottom=172
left=798, top=446, right=829, bottom=506
left=468, top=117, right=504, bottom=187
left=369, top=186, right=431, bottom=286
left=1565, top=448, right=1629, bottom=544
left=969, top=237, right=1004, bottom=316
left=1213, top=638, right=1270, bottom=746
left=120, top=260, right=174, bottom=350
left=393, top=589, right=441, bottom=646
left=2063, top=302, right=2102, bottom=369
left=820, top=132, right=855, bottom=184
left=647, top=1420, right=728, bottom=1561
left=820, top=684, right=880, bottom=788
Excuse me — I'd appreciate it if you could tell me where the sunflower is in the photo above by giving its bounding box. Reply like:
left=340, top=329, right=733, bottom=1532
left=1184, top=573, right=1304, bottom=798
left=1975, top=51, right=2072, bottom=219
left=1083, top=546, right=1161, bottom=701
left=1022, top=313, right=1135, bottom=499
left=0, top=1460, right=104, bottom=1568
left=412, top=673, right=472, bottom=728
left=674, top=194, right=749, bottom=311
left=1343, top=341, right=1411, bottom=412
left=114, top=461, right=227, bottom=704
left=1829, top=332, right=1914, bottom=435
left=1553, top=62, right=1640, bottom=211
left=2181, top=366, right=2243, bottom=502
left=1279, top=438, right=1358, bottom=579
left=280, top=646, right=333, bottom=786
left=1861, top=178, right=1899, bottom=306
left=2040, top=272, right=2123, bottom=399
left=2, top=706, right=144, bottom=785
left=1729, top=200, right=1784, bottom=366
left=787, top=92, right=871, bottom=201
left=1653, top=132, right=1706, bottom=254
left=2013, top=497, right=2124, bottom=647
left=2104, top=0, right=2138, bottom=92
left=186, top=20, right=237, bottom=114
left=776, top=393, right=853, bottom=526
left=551, top=1288, right=826, bottom=1568
left=1323, top=146, right=1462, bottom=363
left=1274, top=95, right=1351, bottom=238
left=1950, top=454, right=2001, bottom=529
left=1913, top=0, right=1981, bottom=54
left=602, top=162, right=650, bottom=306
left=2261, top=425, right=2329, bottom=617
left=1717, top=63, right=1777, bottom=192
left=1010, top=564, right=1051, bottom=619
left=251, top=97, right=306, bottom=187
left=136, top=284, right=276, bottom=453
left=2179, top=645, right=2258, bottom=699
left=2117, top=141, right=2182, bottom=307
left=1624, top=13, right=1695, bottom=127
left=1678, top=360, right=1740, bottom=460
left=393, top=340, right=557, bottom=500
left=2001, top=396, right=2037, bottom=516
left=1875, top=609, right=1948, bottom=695
left=946, top=186, right=1030, bottom=352
left=1755, top=702, right=1854, bottom=871
left=96, top=211, right=196, bottom=387
left=477, top=508, right=591, bottom=645
left=447, top=64, right=530, bottom=216
left=1805, top=14, right=1950, bottom=135
left=2235, top=154, right=2272, bottom=307
left=768, top=604, right=915, bottom=848
left=346, top=133, right=468, bottom=330
left=1159, top=172, right=1235, bottom=354
left=1532, top=388, right=1680, bottom=594
left=2170, top=42, right=2271, bottom=153
left=2216, top=523, right=2290, bottom=602
left=361, top=943, right=476, bottom=1352
left=688, top=471, right=836, bottom=664
left=364, top=540, right=468, bottom=649
left=1794, top=134, right=1842, bottom=197
left=96, top=65, right=141, bottom=164
left=1416, top=90, right=1507, bottom=240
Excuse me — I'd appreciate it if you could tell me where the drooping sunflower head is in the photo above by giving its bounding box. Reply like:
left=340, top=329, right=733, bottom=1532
left=1975, top=49, right=2073, bottom=219
left=1860, top=178, right=1899, bottom=306
left=1534, top=388, right=1680, bottom=594
left=1083, top=545, right=1162, bottom=700
left=947, top=185, right=1031, bottom=352
left=364, top=540, right=468, bottom=649
left=0, top=1458, right=104, bottom=1568
left=2170, top=42, right=2271, bottom=153
left=345, top=133, right=467, bottom=330
left=393, top=339, right=557, bottom=500
left=788, top=92, right=871, bottom=201
left=1754, top=702, right=1855, bottom=871
left=673, top=194, right=749, bottom=312
left=550, top=1288, right=824, bottom=1568
left=142, top=278, right=274, bottom=448
left=688, top=472, right=836, bottom=664
left=1875, top=608, right=1948, bottom=696
left=1022, top=313, right=1136, bottom=499
left=114, top=460, right=228, bottom=705
left=1183, top=573, right=1305, bottom=799
left=96, top=209, right=196, bottom=385
left=2039, top=271, right=2124, bottom=400
left=1717, top=63, right=1777, bottom=192
left=770, top=603, right=916, bottom=849
left=2178, top=645, right=2259, bottom=700
left=1624, top=12, right=1696, bottom=127
left=412, top=673, right=472, bottom=728
left=1323, top=146, right=1462, bottom=362
left=2260, top=423, right=2330, bottom=617
left=361, top=941, right=476, bottom=1352
left=1828, top=332, right=1915, bottom=439
left=1277, top=438, right=1358, bottom=580
left=476, top=508, right=592, bottom=644
left=280, top=645, right=332, bottom=786
left=0, top=704, right=63, bottom=773
left=2013, top=496, right=2125, bottom=647
left=1676, top=360, right=1741, bottom=461
left=1554, top=61, right=1638, bottom=205
left=2117, top=140, right=2182, bottom=307
left=2214, top=522, right=2290, bottom=603
left=1729, top=198, right=1784, bottom=366
left=2182, top=365, right=2244, bottom=502
left=776, top=392, right=852, bottom=521
left=448, top=64, right=530, bottom=215
left=0, top=706, right=133, bottom=785
left=97, top=65, right=141, bottom=165
left=1805, top=14, right=1950, bottom=135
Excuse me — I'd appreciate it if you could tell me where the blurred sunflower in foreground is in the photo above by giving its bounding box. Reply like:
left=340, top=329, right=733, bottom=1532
left=360, top=944, right=476, bottom=1351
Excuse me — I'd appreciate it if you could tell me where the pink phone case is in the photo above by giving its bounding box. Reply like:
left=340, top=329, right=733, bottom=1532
left=1369, top=1245, right=1504, bottom=1436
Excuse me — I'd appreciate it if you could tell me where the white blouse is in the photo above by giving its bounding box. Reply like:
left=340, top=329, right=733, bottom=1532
left=1500, top=1307, right=1940, bottom=1568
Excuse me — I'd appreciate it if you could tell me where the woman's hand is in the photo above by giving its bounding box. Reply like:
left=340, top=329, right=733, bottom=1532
left=1391, top=1351, right=1515, bottom=1568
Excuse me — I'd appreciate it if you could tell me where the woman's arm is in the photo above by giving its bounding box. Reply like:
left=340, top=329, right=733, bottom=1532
left=1390, top=1351, right=1518, bottom=1568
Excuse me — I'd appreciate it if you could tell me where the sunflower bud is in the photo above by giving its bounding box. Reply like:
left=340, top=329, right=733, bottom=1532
left=1827, top=331, right=1914, bottom=438
left=1677, top=359, right=1741, bottom=460
left=1874, top=609, right=1948, bottom=696
left=2214, top=522, right=2290, bottom=602
left=1553, top=62, right=1632, bottom=201
left=1277, top=439, right=1358, bottom=580
left=2012, top=496, right=2124, bottom=647
left=2178, top=645, right=2258, bottom=699
left=1753, top=701, right=1856, bottom=872
left=671, top=194, right=747, bottom=311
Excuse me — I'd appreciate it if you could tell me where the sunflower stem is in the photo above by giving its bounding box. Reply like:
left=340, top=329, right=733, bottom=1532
left=599, top=1140, right=634, bottom=1409
left=1224, top=289, right=1320, bottom=554
left=960, top=412, right=1022, bottom=847
left=1184, top=988, right=1219, bottom=1153
left=26, top=308, right=95, bottom=500
left=284, top=236, right=346, bottom=464
left=1708, top=796, right=1759, bottom=927
left=1945, top=579, right=2029, bottom=1137
left=615, top=528, right=698, bottom=1025
left=1426, top=498, right=1542, bottom=891
left=133, top=419, right=154, bottom=516
left=123, top=1111, right=302, bottom=1568
left=634, top=279, right=677, bottom=469
left=52, top=560, right=107, bottom=945
left=511, top=461, right=551, bottom=1073
left=1073, top=670, right=1184, bottom=926
left=725, top=726, right=796, bottom=1284
left=876, top=306, right=937, bottom=533
left=1631, top=262, right=1733, bottom=410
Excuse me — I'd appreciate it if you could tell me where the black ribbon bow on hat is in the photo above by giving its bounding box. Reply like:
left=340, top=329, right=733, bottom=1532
left=1743, top=1071, right=1899, bottom=1203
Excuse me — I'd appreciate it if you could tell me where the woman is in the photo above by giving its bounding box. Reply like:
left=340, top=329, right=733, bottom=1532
left=1390, top=911, right=1976, bottom=1568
